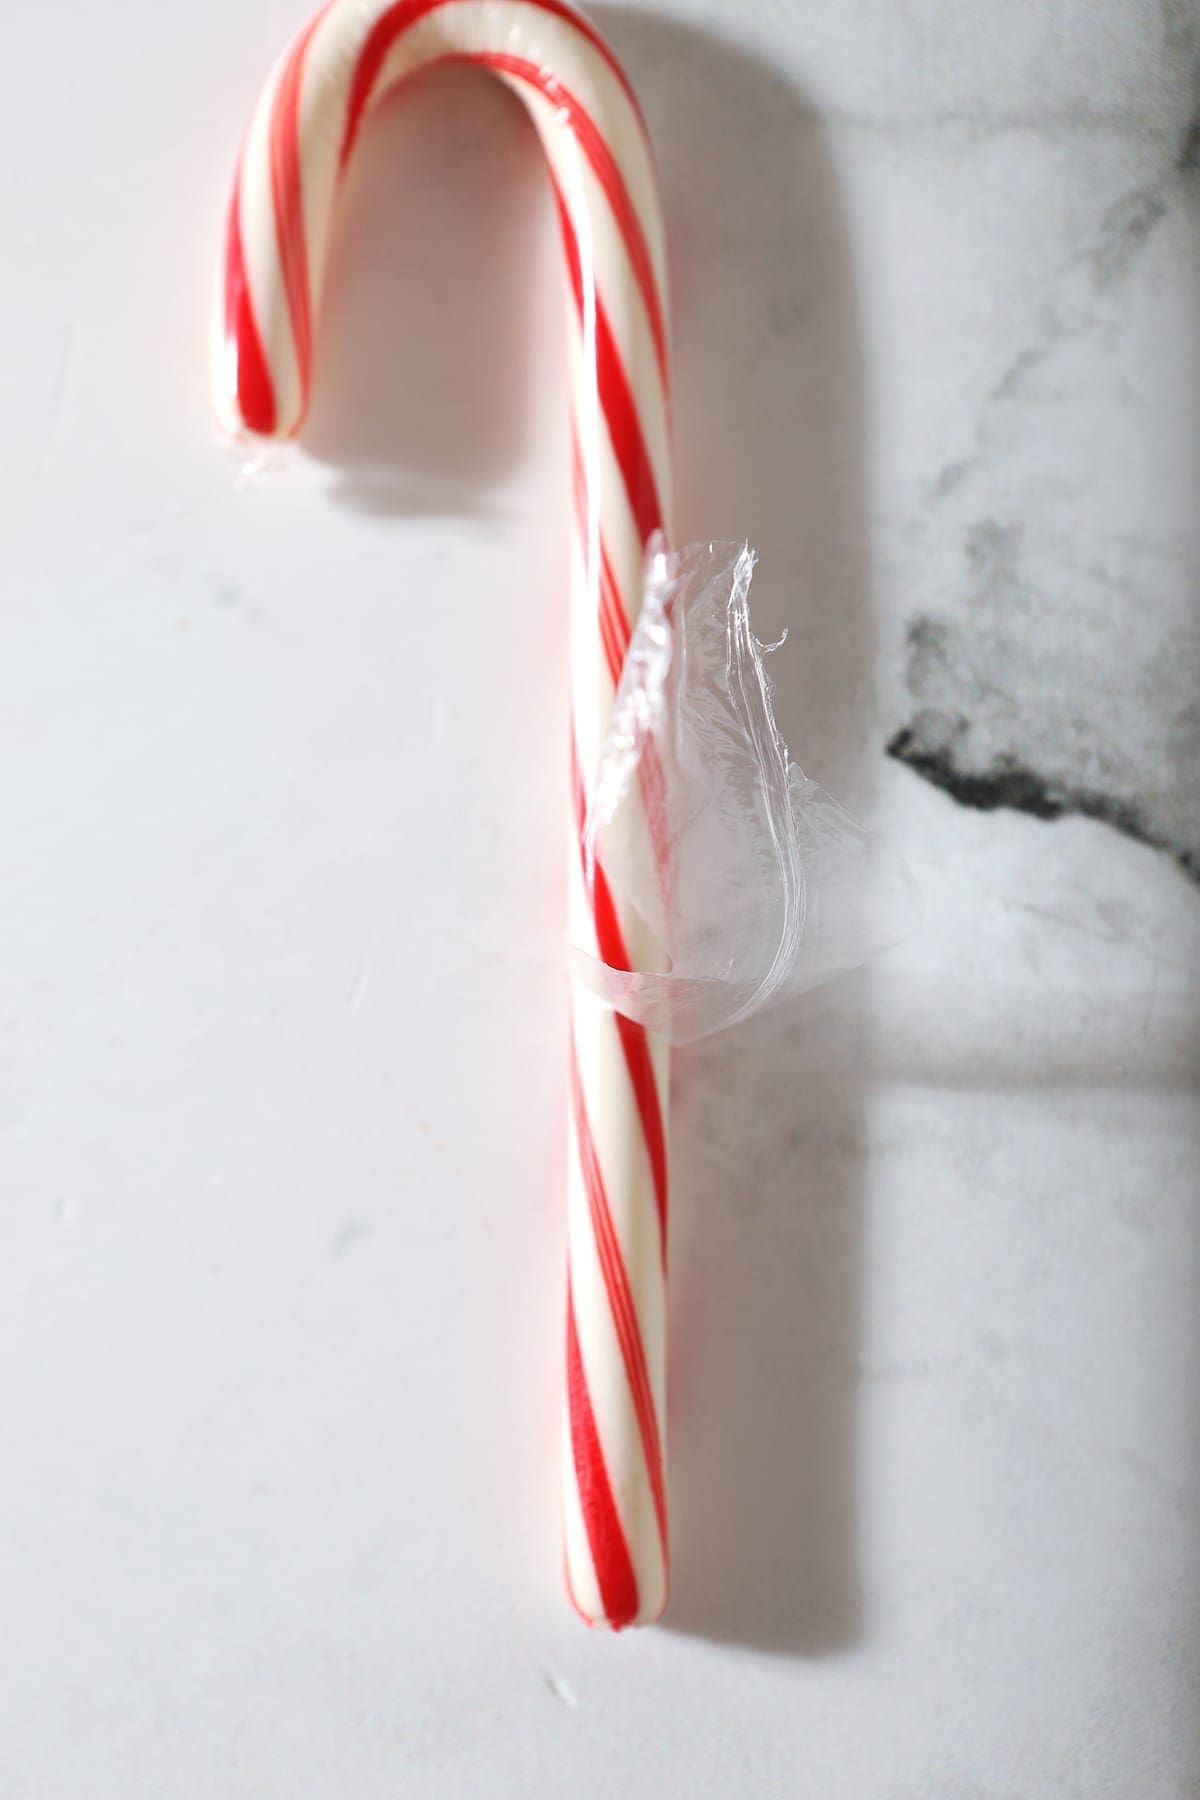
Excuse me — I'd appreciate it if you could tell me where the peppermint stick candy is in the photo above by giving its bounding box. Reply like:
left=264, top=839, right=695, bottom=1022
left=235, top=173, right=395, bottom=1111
left=214, top=0, right=672, bottom=1626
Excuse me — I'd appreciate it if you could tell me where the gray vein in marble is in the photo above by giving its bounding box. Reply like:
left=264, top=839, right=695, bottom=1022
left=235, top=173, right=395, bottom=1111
left=888, top=536, right=1200, bottom=879
left=890, top=126, right=1200, bottom=876
left=810, top=107, right=1188, bottom=160
left=1178, top=101, right=1200, bottom=169
left=929, top=163, right=1181, bottom=502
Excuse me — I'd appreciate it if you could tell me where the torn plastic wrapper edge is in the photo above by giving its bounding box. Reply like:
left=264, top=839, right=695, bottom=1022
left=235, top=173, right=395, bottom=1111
left=570, top=536, right=922, bottom=1045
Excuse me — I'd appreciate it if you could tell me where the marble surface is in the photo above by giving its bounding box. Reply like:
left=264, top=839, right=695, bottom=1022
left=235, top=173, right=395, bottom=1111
left=1, top=0, right=1198, bottom=1794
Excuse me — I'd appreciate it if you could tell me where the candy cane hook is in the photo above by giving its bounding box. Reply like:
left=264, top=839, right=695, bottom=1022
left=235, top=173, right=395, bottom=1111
left=214, top=0, right=673, bottom=1627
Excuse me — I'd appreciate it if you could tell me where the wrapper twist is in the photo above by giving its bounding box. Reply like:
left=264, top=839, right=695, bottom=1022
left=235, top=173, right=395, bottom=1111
left=214, top=0, right=673, bottom=1627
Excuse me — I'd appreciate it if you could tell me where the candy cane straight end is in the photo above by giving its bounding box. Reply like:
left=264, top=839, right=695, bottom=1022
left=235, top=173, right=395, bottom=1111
left=214, top=0, right=673, bottom=1628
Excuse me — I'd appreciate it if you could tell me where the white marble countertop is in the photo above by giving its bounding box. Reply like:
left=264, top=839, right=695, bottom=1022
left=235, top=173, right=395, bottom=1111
left=2, top=0, right=1197, bottom=1794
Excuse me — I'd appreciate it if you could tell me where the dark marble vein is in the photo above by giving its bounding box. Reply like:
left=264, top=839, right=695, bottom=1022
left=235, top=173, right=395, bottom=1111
left=888, top=721, right=1199, bottom=881
left=1178, top=106, right=1200, bottom=172
left=888, top=587, right=1200, bottom=881
left=927, top=140, right=1188, bottom=505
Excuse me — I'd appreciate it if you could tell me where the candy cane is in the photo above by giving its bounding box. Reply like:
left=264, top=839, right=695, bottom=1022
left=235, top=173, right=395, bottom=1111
left=214, top=0, right=672, bottom=1627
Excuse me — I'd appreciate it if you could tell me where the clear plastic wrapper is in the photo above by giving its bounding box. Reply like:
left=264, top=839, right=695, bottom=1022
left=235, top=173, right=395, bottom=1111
left=572, top=537, right=921, bottom=1044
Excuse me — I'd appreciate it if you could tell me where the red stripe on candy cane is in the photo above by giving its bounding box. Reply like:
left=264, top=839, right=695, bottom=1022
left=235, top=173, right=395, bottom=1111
left=599, top=539, right=632, bottom=663
left=549, top=184, right=664, bottom=548
left=569, top=1043, right=668, bottom=1551
left=568, top=433, right=626, bottom=687
left=223, top=172, right=277, bottom=435
left=597, top=586, right=625, bottom=691
left=596, top=887, right=669, bottom=1268
left=269, top=12, right=325, bottom=394
left=566, top=1287, right=640, bottom=1627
